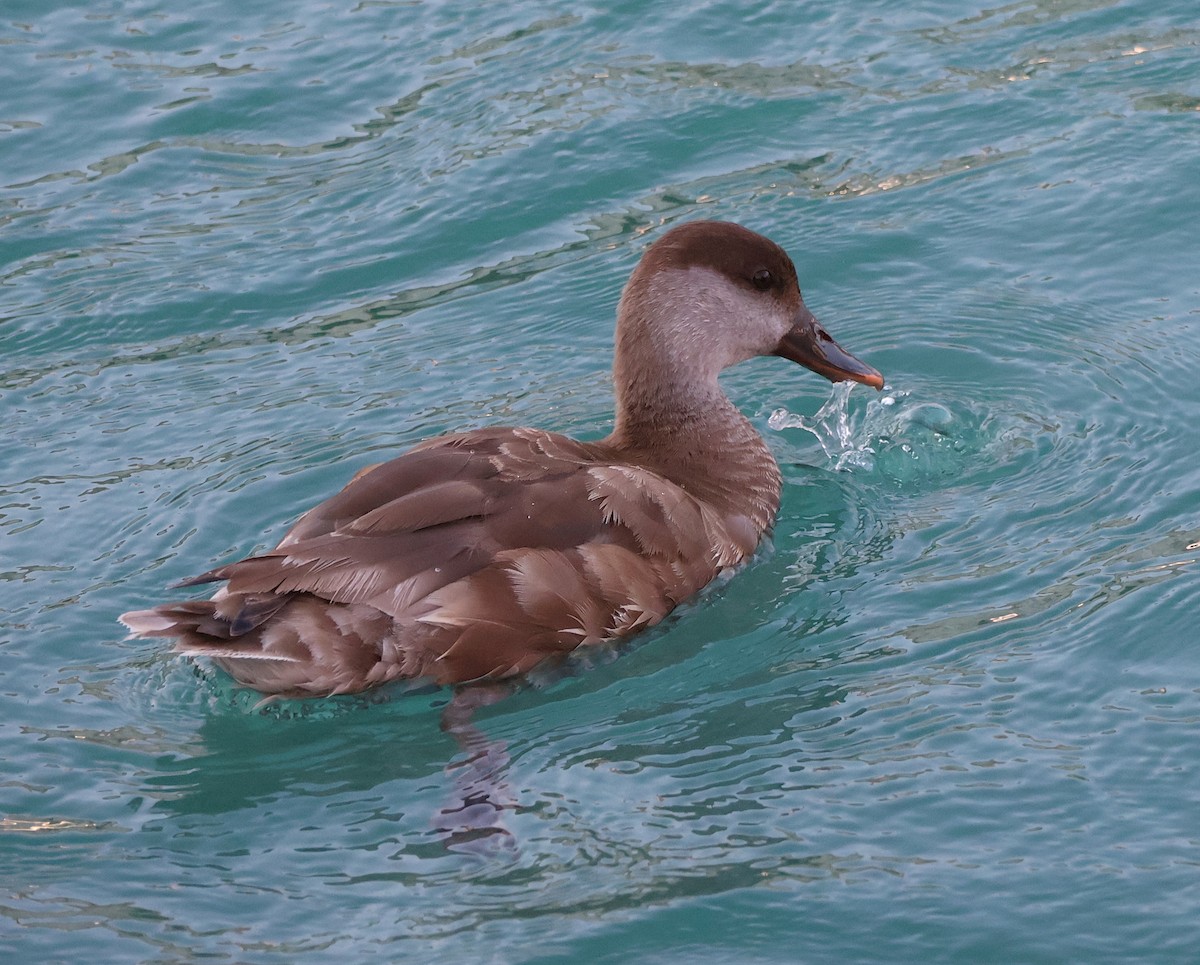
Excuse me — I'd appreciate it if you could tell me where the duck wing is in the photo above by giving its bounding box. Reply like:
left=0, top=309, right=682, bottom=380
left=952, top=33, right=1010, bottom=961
left=123, top=427, right=754, bottom=688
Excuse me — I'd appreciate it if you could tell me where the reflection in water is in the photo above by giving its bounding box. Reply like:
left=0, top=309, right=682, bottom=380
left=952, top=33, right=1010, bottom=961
left=434, top=684, right=519, bottom=855
left=139, top=666, right=524, bottom=854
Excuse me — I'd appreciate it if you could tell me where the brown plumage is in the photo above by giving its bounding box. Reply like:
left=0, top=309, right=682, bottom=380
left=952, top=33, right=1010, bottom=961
left=120, top=221, right=883, bottom=697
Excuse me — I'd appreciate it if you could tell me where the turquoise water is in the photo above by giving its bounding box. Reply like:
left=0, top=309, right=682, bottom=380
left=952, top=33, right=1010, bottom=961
left=3, top=0, right=1199, bottom=960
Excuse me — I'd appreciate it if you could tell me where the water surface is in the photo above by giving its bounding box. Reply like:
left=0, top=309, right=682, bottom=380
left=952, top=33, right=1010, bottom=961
left=3, top=1, right=1199, bottom=961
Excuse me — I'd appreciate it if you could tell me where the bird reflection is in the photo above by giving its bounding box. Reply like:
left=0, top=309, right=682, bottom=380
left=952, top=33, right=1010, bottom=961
left=433, top=682, right=520, bottom=855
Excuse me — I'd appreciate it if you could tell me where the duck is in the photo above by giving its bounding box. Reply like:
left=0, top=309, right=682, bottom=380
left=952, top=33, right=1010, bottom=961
left=120, top=220, right=883, bottom=697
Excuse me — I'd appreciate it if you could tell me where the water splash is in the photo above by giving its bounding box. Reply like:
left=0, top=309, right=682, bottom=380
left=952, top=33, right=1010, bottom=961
left=769, top=381, right=878, bottom=472
left=770, top=383, right=983, bottom=483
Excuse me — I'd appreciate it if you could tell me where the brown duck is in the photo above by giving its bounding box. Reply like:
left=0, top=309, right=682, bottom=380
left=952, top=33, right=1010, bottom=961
left=120, top=221, right=883, bottom=697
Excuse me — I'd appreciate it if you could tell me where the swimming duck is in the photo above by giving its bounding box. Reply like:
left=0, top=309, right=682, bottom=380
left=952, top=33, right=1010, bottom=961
left=120, top=220, right=883, bottom=696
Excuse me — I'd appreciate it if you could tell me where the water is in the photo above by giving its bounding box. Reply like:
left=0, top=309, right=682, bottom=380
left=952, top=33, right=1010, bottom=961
left=3, top=0, right=1199, bottom=961
left=772, top=384, right=1005, bottom=491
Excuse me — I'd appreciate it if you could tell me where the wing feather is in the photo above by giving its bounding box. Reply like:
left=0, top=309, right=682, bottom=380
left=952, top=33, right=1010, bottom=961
left=133, top=425, right=760, bottom=692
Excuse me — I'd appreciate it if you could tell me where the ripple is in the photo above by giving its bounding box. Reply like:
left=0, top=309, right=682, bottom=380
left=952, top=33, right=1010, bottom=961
left=5, top=0, right=1200, bottom=961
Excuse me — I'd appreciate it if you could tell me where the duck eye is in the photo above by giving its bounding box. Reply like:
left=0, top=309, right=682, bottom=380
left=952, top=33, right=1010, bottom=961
left=752, top=268, right=773, bottom=291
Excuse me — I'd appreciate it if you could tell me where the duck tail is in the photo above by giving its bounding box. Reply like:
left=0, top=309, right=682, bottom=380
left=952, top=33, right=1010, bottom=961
left=119, top=592, right=290, bottom=641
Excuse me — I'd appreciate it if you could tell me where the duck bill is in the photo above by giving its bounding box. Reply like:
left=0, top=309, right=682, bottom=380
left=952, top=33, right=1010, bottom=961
left=773, top=305, right=884, bottom=390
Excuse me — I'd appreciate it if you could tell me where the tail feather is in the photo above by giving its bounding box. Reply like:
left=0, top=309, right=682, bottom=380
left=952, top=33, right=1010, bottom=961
left=119, top=592, right=412, bottom=696
left=119, top=592, right=290, bottom=641
left=118, top=608, right=183, bottom=637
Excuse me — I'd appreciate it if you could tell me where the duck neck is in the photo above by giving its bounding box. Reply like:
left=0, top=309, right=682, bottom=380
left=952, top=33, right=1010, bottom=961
left=606, top=370, right=783, bottom=537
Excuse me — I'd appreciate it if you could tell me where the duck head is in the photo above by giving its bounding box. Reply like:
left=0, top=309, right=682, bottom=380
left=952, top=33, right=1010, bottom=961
left=614, top=220, right=883, bottom=394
